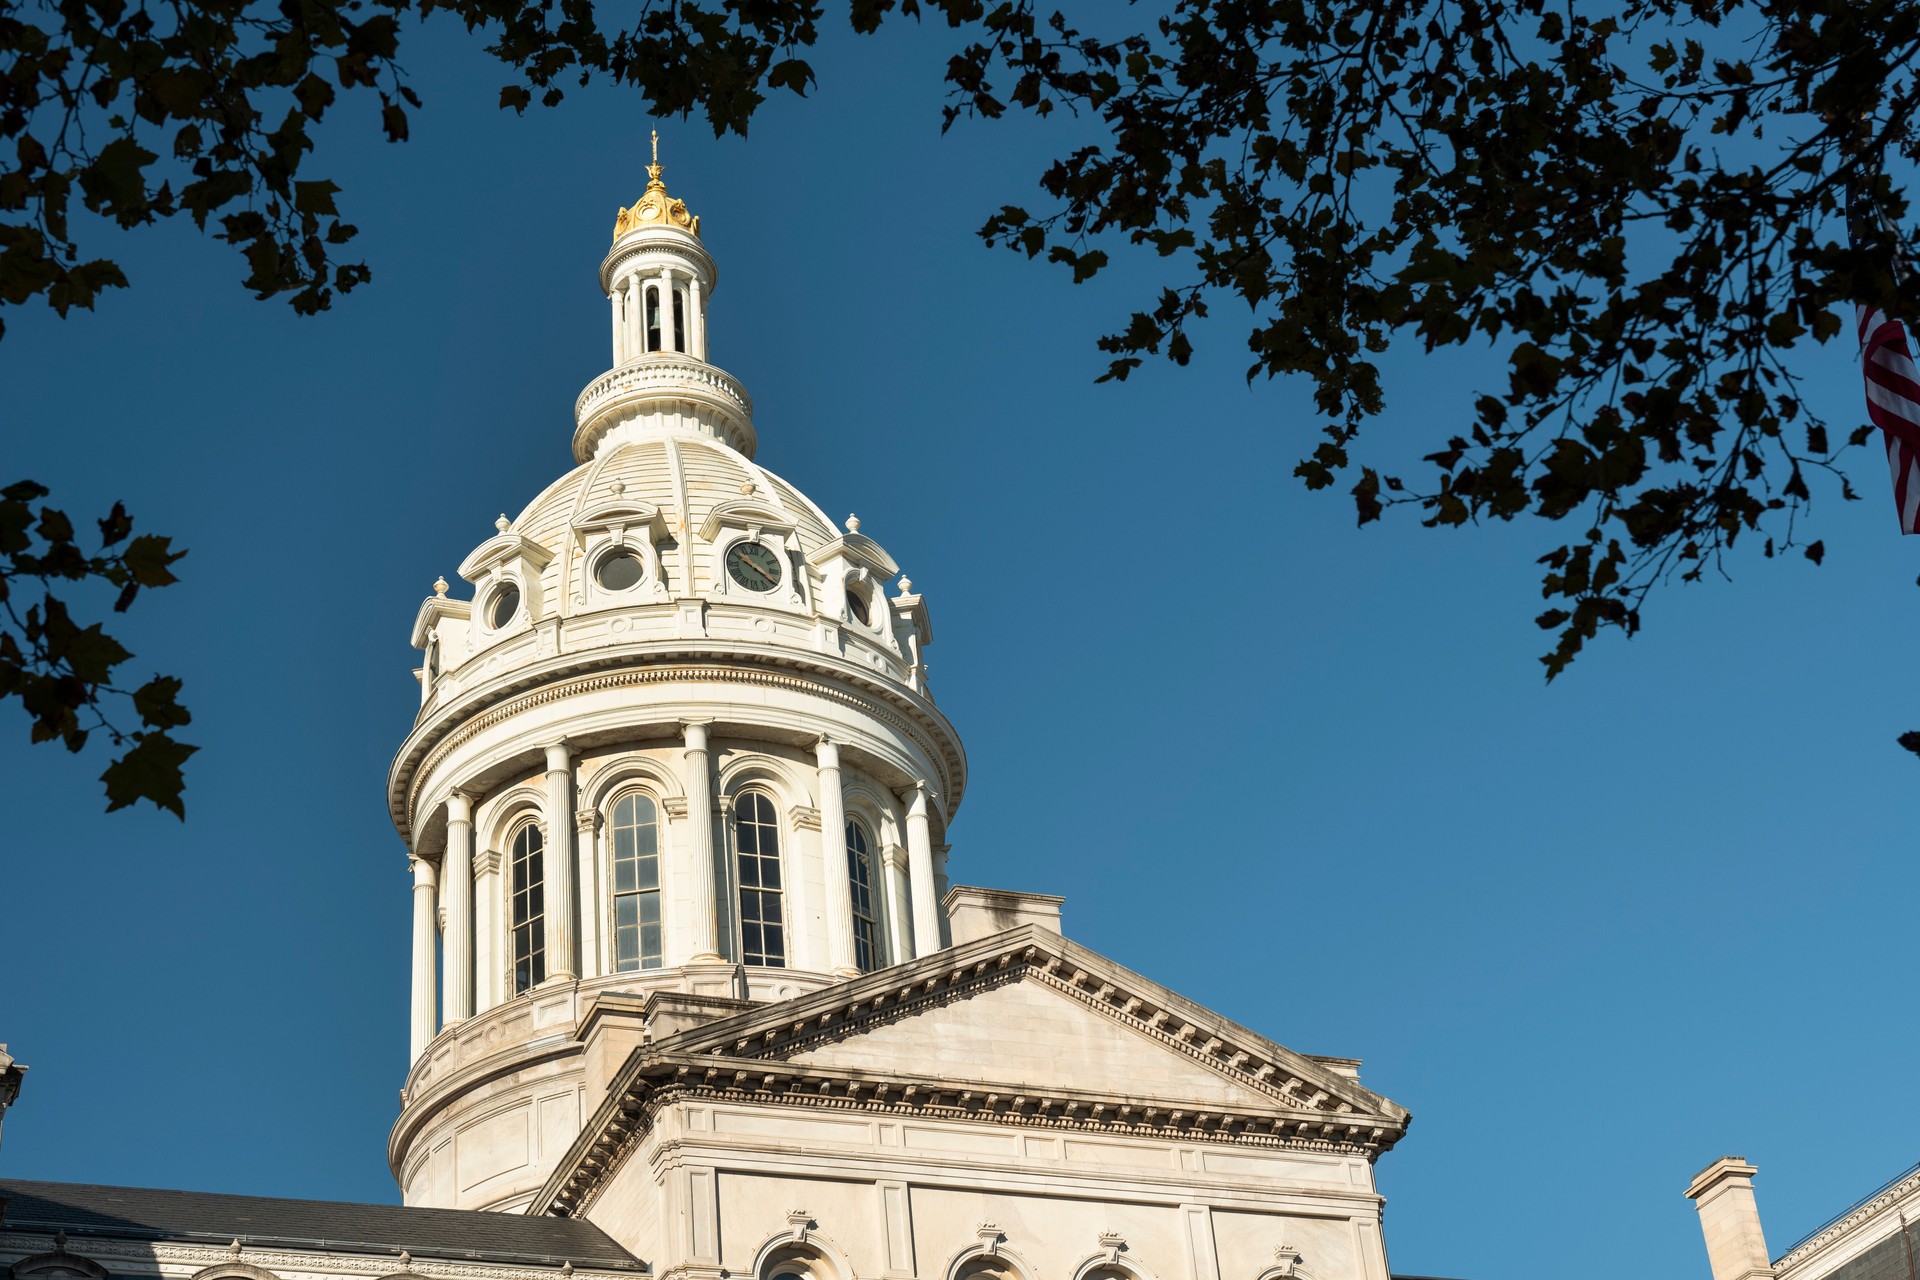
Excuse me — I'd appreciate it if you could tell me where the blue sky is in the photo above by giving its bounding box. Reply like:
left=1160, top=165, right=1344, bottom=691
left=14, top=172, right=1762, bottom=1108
left=3, top=13, right=1917, bottom=1280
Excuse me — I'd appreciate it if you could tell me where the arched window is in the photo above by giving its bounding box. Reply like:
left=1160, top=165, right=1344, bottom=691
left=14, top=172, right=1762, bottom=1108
left=610, top=793, right=662, bottom=971
left=671, top=288, right=687, bottom=353
left=645, top=285, right=662, bottom=352
left=847, top=818, right=879, bottom=971
left=733, top=791, right=786, bottom=967
left=510, top=822, right=547, bottom=994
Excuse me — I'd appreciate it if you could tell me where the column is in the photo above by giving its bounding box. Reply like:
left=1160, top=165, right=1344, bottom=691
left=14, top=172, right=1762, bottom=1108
left=575, top=808, right=602, bottom=978
left=815, top=739, right=858, bottom=976
left=903, top=784, right=940, bottom=958
left=609, top=288, right=624, bottom=364
left=624, top=276, right=642, bottom=357
left=689, top=275, right=705, bottom=360
left=881, top=843, right=911, bottom=965
left=409, top=856, right=438, bottom=1062
left=659, top=267, right=675, bottom=352
left=543, top=741, right=578, bottom=980
left=683, top=721, right=721, bottom=960
left=442, top=791, right=474, bottom=1024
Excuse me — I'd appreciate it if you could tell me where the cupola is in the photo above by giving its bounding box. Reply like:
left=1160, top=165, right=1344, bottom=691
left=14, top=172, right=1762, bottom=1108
left=578, top=132, right=747, bottom=462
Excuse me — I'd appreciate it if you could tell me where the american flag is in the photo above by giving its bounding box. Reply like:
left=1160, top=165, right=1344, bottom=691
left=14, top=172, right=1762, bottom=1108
left=1851, top=185, right=1920, bottom=533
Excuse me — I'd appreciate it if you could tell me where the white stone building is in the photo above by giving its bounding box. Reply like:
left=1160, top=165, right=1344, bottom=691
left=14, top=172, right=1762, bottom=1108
left=2, top=144, right=1433, bottom=1280
left=1688, top=1156, right=1920, bottom=1280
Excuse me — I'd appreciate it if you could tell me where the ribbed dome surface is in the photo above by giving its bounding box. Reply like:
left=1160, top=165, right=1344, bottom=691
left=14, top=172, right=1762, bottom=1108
left=506, top=431, right=840, bottom=619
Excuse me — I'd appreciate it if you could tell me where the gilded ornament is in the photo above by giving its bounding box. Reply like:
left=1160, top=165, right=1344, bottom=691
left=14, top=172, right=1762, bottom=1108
left=611, top=130, right=702, bottom=242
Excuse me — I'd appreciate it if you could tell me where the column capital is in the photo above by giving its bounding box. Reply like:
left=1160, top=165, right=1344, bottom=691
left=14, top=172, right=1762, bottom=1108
left=446, top=790, right=475, bottom=824
left=881, top=843, right=909, bottom=872
left=575, top=807, right=602, bottom=835
left=543, top=740, right=573, bottom=772
left=409, top=856, right=437, bottom=886
left=682, top=720, right=712, bottom=752
left=814, top=737, right=840, bottom=769
left=901, top=782, right=930, bottom=814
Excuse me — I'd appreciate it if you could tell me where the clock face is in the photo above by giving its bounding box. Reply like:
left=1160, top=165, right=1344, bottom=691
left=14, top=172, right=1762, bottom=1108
left=726, top=541, right=783, bottom=592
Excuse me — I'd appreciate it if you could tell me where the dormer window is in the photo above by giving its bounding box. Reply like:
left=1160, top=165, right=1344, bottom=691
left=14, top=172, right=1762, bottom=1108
left=594, top=548, right=645, bottom=592
left=488, top=584, right=521, bottom=629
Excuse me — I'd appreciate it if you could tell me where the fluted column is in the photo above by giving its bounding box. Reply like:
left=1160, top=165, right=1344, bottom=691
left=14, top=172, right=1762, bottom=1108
left=903, top=784, right=940, bottom=958
left=409, top=856, right=439, bottom=1061
left=689, top=275, right=705, bottom=360
left=815, top=739, right=858, bottom=976
left=683, top=721, right=721, bottom=960
left=609, top=288, right=624, bottom=364
left=442, top=791, right=474, bottom=1024
left=543, top=741, right=578, bottom=980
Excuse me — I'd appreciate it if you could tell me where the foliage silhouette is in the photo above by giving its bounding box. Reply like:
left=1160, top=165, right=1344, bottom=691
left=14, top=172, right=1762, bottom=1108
left=7, top=0, right=1920, bottom=801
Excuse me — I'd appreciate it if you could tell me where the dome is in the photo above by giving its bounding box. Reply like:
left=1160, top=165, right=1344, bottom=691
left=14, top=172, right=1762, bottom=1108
left=390, top=158, right=963, bottom=1214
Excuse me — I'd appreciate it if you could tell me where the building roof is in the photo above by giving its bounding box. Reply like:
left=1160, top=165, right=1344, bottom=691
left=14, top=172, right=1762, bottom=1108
left=0, top=1180, right=642, bottom=1271
left=1809, top=1220, right=1920, bottom=1280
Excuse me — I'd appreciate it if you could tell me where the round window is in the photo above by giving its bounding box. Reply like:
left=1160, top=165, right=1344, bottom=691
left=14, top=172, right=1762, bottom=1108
left=725, top=541, right=783, bottom=592
left=489, top=584, right=521, bottom=629
left=846, top=586, right=870, bottom=626
left=596, top=549, right=644, bottom=591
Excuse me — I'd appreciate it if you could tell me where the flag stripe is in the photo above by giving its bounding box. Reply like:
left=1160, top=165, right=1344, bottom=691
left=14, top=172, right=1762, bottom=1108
left=1857, top=296, right=1920, bottom=533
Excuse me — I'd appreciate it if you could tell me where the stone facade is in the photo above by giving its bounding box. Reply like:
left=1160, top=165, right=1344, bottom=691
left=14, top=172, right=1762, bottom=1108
left=1690, top=1158, right=1920, bottom=1280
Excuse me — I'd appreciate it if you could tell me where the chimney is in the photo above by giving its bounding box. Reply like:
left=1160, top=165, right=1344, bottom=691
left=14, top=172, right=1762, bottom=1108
left=1687, top=1156, right=1776, bottom=1280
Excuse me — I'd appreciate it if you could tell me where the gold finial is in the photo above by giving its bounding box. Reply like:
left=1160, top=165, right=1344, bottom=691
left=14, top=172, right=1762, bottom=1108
left=613, top=128, right=701, bottom=242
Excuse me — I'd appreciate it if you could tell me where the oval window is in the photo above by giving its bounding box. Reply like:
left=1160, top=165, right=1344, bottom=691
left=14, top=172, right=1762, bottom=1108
left=846, top=586, right=870, bottom=626
left=596, top=549, right=643, bottom=591
left=489, top=584, right=521, bottom=629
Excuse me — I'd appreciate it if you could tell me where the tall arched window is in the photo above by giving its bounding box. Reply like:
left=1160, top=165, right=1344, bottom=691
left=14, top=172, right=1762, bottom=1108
left=510, top=823, right=546, bottom=994
left=610, top=793, right=662, bottom=971
left=645, top=285, right=662, bottom=352
left=847, top=818, right=879, bottom=972
left=671, top=288, right=686, bottom=353
left=732, top=791, right=786, bottom=967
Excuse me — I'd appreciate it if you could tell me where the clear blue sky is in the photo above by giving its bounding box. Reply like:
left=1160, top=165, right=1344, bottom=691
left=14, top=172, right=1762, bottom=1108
left=3, top=14, right=1916, bottom=1280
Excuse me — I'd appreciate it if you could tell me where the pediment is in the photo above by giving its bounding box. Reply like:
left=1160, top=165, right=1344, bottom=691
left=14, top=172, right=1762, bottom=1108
left=659, top=927, right=1404, bottom=1126
left=537, top=926, right=1410, bottom=1218
left=782, top=975, right=1274, bottom=1108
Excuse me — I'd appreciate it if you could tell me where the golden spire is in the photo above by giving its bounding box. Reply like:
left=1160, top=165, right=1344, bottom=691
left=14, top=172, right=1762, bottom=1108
left=614, top=129, right=699, bottom=241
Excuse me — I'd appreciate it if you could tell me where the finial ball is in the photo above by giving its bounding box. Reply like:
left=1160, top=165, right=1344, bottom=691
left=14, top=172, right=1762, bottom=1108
left=846, top=514, right=861, bottom=533
left=495, top=514, right=510, bottom=533
left=433, top=576, right=449, bottom=597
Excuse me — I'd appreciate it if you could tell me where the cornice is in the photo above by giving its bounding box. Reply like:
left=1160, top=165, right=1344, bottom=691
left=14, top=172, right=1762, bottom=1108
left=1774, top=1163, right=1920, bottom=1275
left=389, top=654, right=965, bottom=844
left=0, top=1235, right=641, bottom=1279
left=534, top=926, right=1409, bottom=1217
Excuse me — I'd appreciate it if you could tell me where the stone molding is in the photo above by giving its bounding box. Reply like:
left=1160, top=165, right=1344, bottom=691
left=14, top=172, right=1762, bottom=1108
left=395, top=660, right=961, bottom=842
left=1773, top=1163, right=1920, bottom=1276
left=0, top=1239, right=638, bottom=1280
left=8, top=1240, right=111, bottom=1280
left=536, top=926, right=1408, bottom=1216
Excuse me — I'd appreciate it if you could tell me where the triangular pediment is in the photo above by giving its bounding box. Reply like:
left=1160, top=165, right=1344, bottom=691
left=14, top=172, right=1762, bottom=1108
left=658, top=925, right=1405, bottom=1125
left=537, top=925, right=1410, bottom=1218
left=778, top=974, right=1274, bottom=1108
